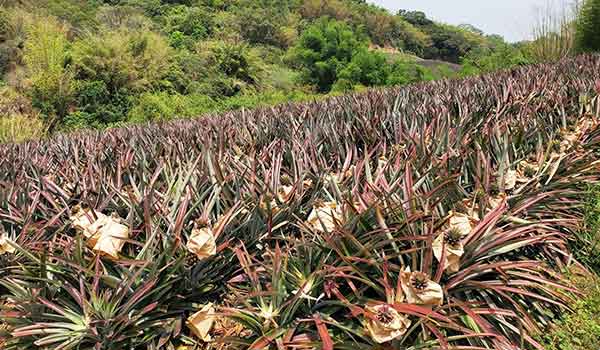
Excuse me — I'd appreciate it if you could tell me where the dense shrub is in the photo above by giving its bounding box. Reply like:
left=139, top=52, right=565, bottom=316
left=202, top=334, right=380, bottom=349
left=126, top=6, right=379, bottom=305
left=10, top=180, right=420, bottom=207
left=541, top=274, right=600, bottom=350
left=289, top=18, right=366, bottom=91
left=68, top=80, right=132, bottom=128
left=71, top=28, right=174, bottom=93
left=96, top=5, right=153, bottom=31
left=460, top=44, right=530, bottom=76
left=22, top=16, right=74, bottom=125
left=337, top=49, right=389, bottom=87
left=398, top=11, right=485, bottom=63
left=386, top=59, right=428, bottom=85
left=0, top=9, right=10, bottom=42
left=127, top=91, right=195, bottom=122
left=0, top=114, right=45, bottom=143
left=576, top=0, right=600, bottom=53
left=194, top=40, right=265, bottom=96
left=234, top=4, right=298, bottom=48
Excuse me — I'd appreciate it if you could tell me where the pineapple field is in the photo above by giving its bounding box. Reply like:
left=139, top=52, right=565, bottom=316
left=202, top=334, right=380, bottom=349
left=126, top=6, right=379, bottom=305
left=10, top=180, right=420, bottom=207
left=1, top=54, right=600, bottom=349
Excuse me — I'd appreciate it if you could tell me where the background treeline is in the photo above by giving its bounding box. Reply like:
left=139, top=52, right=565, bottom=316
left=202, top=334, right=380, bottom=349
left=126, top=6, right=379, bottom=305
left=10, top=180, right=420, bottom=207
left=0, top=0, right=576, bottom=141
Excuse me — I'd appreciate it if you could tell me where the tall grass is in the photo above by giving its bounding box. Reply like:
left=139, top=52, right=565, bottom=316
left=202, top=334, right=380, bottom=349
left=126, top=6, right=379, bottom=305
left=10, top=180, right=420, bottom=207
left=529, top=0, right=581, bottom=61
left=0, top=114, right=46, bottom=144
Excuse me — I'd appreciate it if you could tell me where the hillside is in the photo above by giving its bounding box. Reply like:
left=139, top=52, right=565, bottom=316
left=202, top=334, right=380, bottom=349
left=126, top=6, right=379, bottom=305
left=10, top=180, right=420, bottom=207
left=0, top=0, right=529, bottom=142
left=0, top=54, right=599, bottom=349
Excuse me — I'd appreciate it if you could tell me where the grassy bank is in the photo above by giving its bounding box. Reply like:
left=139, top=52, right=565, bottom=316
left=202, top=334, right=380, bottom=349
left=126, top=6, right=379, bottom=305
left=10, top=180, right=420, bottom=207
left=541, top=274, right=600, bottom=349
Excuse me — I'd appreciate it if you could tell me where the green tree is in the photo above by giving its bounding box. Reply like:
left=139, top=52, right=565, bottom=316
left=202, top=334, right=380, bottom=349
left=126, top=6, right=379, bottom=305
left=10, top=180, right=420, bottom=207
left=185, top=40, right=266, bottom=97
left=71, top=28, right=174, bottom=94
left=235, top=6, right=298, bottom=48
left=66, top=28, right=175, bottom=128
left=163, top=5, right=214, bottom=41
left=386, top=60, right=426, bottom=86
left=576, top=0, right=600, bottom=52
left=460, top=43, right=529, bottom=76
left=337, top=49, right=389, bottom=87
left=23, top=16, right=74, bottom=127
left=289, top=18, right=365, bottom=92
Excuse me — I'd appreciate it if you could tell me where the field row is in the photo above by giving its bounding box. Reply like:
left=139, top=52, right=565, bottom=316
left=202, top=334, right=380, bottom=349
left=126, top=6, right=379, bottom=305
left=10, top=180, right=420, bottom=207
left=1, top=55, right=600, bottom=349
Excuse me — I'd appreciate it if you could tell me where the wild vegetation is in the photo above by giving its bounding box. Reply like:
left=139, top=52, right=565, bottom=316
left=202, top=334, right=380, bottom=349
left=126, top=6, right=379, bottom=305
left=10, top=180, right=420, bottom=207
left=0, top=54, right=599, bottom=349
left=0, top=0, right=529, bottom=142
left=576, top=0, right=600, bottom=52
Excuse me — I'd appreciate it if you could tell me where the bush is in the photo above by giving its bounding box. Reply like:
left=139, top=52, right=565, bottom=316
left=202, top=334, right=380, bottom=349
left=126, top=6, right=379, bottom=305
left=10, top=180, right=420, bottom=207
left=337, top=49, right=390, bottom=87
left=0, top=114, right=45, bottom=143
left=127, top=89, right=319, bottom=123
left=460, top=44, right=530, bottom=76
left=576, top=0, right=600, bottom=53
left=289, top=18, right=366, bottom=92
left=0, top=9, right=10, bottom=42
left=96, top=5, right=153, bottom=31
left=161, top=5, right=214, bottom=49
left=127, top=92, right=195, bottom=122
left=234, top=5, right=298, bottom=48
left=386, top=59, right=427, bottom=86
left=0, top=87, right=46, bottom=142
left=71, top=28, right=174, bottom=94
left=0, top=45, right=11, bottom=75
left=23, top=16, right=74, bottom=125
left=195, top=40, right=265, bottom=96
left=541, top=274, right=600, bottom=350
left=67, top=80, right=132, bottom=129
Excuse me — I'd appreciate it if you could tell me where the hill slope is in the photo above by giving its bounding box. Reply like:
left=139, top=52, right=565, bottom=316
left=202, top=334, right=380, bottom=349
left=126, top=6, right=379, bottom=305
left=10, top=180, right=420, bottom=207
left=0, top=0, right=528, bottom=140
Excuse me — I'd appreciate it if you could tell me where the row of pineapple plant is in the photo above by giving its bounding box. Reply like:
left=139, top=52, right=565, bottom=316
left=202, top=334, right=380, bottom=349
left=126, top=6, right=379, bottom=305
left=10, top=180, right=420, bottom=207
left=0, top=54, right=600, bottom=349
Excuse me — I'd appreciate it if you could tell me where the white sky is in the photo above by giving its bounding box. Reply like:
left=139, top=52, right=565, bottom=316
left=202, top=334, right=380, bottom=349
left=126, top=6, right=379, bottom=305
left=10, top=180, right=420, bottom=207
left=369, top=0, right=574, bottom=42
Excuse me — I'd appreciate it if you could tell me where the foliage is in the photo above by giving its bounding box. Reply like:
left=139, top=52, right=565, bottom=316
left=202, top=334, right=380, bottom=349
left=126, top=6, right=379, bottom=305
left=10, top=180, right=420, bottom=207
left=541, top=274, right=600, bottom=350
left=194, top=40, right=265, bottom=97
left=527, top=0, right=577, bottom=62
left=290, top=18, right=422, bottom=92
left=67, top=80, right=132, bottom=128
left=289, top=18, right=366, bottom=92
left=0, top=9, right=10, bottom=42
left=0, top=55, right=599, bottom=349
left=162, top=5, right=214, bottom=49
left=0, top=86, right=45, bottom=144
left=233, top=2, right=298, bottom=48
left=71, top=28, right=174, bottom=94
left=460, top=44, right=530, bottom=75
left=22, top=16, right=74, bottom=126
left=576, top=0, right=600, bottom=52
left=398, top=10, right=484, bottom=63
left=96, top=5, right=153, bottom=31
left=570, top=184, right=600, bottom=272
left=1, top=0, right=524, bottom=135
left=127, top=89, right=319, bottom=123
left=38, top=0, right=100, bottom=28
left=0, top=114, right=45, bottom=144
left=423, top=23, right=482, bottom=63
left=385, top=59, right=428, bottom=86
left=394, top=19, right=432, bottom=56
left=128, top=91, right=198, bottom=122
